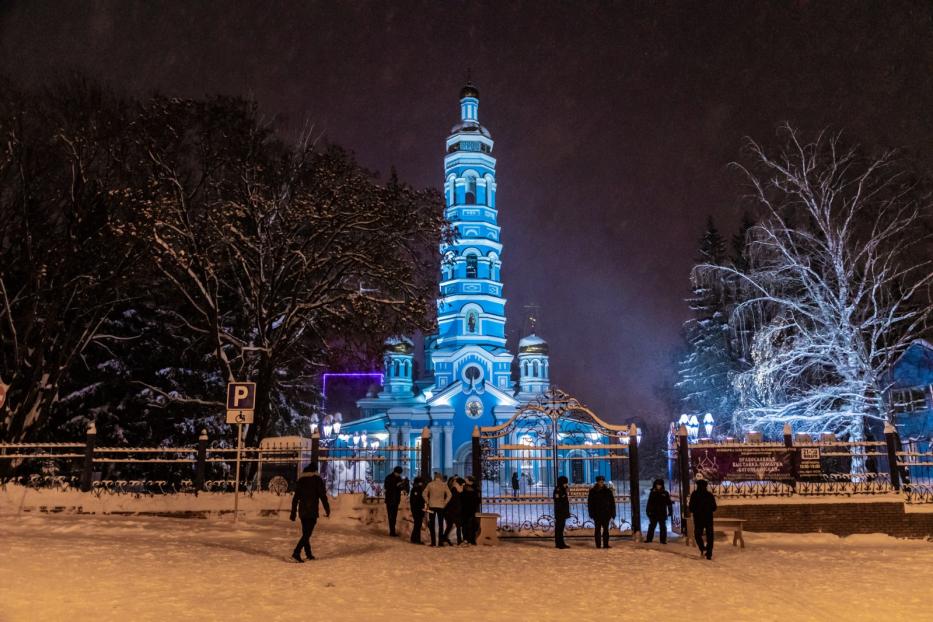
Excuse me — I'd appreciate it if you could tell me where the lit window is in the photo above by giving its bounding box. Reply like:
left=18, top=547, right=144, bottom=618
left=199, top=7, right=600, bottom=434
left=466, top=255, right=478, bottom=279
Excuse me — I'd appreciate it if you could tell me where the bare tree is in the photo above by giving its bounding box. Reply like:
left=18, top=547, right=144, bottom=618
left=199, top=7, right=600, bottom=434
left=701, top=126, right=933, bottom=441
left=0, top=79, right=138, bottom=444
left=129, top=98, right=446, bottom=445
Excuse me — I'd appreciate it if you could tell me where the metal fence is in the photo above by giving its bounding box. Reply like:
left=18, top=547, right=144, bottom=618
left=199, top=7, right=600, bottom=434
left=0, top=427, right=422, bottom=499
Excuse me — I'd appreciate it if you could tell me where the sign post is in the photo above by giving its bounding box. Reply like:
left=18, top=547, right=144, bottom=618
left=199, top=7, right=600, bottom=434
left=226, top=382, right=256, bottom=522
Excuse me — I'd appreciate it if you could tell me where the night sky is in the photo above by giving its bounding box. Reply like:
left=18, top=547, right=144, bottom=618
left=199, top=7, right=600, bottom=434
left=2, top=1, right=931, bottom=431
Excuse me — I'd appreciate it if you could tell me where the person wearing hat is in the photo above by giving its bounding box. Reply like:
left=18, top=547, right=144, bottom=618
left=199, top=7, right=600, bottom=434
left=460, top=476, right=480, bottom=545
left=383, top=465, right=407, bottom=537
left=587, top=475, right=616, bottom=549
left=553, top=475, right=571, bottom=549
left=645, top=478, right=674, bottom=544
left=408, top=475, right=427, bottom=544
left=688, top=474, right=717, bottom=560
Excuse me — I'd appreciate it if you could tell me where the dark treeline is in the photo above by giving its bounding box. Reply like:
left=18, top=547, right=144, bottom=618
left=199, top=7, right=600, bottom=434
left=0, top=77, right=448, bottom=453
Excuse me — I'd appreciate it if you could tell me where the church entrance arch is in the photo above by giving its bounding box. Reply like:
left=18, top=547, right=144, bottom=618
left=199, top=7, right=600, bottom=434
left=478, top=387, right=634, bottom=538
left=453, top=442, right=472, bottom=479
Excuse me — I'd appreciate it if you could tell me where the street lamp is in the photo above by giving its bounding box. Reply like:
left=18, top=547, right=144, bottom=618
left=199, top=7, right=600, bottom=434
left=687, top=414, right=699, bottom=440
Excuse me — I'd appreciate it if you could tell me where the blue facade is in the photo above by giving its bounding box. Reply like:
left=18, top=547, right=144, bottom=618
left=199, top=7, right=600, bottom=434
left=885, top=340, right=933, bottom=479
left=341, top=83, right=554, bottom=474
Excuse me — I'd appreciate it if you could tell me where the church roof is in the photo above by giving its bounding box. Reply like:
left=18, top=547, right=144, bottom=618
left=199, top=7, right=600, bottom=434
left=460, top=82, right=479, bottom=99
left=518, top=333, right=549, bottom=355
left=384, top=335, right=414, bottom=354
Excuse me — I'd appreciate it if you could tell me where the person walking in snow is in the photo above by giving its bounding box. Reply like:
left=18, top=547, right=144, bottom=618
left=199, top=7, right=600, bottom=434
left=384, top=466, right=407, bottom=537
left=290, top=464, right=331, bottom=563
left=442, top=476, right=464, bottom=545
left=511, top=472, right=520, bottom=498
left=587, top=475, right=615, bottom=549
left=409, top=476, right=426, bottom=544
left=645, top=478, right=673, bottom=544
left=460, top=476, right=480, bottom=545
left=423, top=472, right=451, bottom=546
left=688, top=476, right=717, bottom=560
left=553, top=475, right=570, bottom=549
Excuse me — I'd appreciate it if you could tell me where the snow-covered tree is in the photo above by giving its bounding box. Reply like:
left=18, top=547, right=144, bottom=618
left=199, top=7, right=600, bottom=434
left=0, top=79, right=141, bottom=447
left=126, top=97, right=447, bottom=446
left=705, top=127, right=933, bottom=441
left=677, top=218, right=739, bottom=424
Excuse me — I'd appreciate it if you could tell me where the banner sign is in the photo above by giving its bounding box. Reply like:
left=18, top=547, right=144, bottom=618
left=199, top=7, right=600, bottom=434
left=691, top=446, right=796, bottom=482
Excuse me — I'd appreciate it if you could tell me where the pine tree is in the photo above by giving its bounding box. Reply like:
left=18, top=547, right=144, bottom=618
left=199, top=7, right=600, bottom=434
left=676, top=217, right=739, bottom=429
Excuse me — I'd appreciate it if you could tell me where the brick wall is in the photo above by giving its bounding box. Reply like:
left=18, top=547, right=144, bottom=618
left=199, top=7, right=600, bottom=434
left=714, top=501, right=933, bottom=538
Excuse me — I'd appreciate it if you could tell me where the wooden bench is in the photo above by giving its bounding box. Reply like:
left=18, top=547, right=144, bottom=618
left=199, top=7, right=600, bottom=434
left=682, top=517, right=746, bottom=549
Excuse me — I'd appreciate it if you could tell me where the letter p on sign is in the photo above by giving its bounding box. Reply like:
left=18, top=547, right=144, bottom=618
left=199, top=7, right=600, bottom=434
left=226, top=382, right=256, bottom=411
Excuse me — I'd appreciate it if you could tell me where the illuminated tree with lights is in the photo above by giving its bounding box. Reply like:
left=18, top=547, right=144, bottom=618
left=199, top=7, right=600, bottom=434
left=703, top=126, right=933, bottom=442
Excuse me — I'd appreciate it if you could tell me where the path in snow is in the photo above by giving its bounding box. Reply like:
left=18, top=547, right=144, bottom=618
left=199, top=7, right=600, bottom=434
left=1, top=513, right=932, bottom=622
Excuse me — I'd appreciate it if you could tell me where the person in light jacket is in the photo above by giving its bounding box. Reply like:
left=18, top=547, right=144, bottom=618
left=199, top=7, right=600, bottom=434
left=423, top=472, right=451, bottom=546
left=290, top=465, right=331, bottom=563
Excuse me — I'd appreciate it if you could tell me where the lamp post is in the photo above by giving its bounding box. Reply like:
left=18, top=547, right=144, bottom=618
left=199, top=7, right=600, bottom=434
left=703, top=413, right=714, bottom=439
left=687, top=415, right=699, bottom=441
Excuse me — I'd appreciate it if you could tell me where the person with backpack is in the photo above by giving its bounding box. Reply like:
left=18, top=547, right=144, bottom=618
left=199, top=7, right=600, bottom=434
left=409, top=475, right=426, bottom=544
left=645, top=478, right=673, bottom=544
left=688, top=475, right=717, bottom=560
left=289, top=465, right=331, bottom=563
left=423, top=472, right=451, bottom=546
left=587, top=475, right=616, bottom=549
left=553, top=475, right=570, bottom=549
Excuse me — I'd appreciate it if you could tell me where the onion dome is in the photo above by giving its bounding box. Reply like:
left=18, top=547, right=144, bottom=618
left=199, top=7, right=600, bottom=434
left=518, top=334, right=549, bottom=355
left=384, top=335, right=414, bottom=354
left=460, top=82, right=480, bottom=99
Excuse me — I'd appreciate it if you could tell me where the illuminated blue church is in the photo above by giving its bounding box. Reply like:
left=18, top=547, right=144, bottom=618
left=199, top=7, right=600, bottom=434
left=340, top=83, right=553, bottom=475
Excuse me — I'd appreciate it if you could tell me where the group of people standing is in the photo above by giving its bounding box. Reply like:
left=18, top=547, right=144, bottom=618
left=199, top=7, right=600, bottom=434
left=289, top=463, right=718, bottom=561
left=384, top=467, right=480, bottom=546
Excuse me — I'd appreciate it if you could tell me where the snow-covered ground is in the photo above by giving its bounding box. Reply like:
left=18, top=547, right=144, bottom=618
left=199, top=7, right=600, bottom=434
left=2, top=508, right=932, bottom=622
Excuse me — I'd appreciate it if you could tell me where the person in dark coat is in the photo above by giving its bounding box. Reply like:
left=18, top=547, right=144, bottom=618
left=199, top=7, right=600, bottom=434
left=645, top=478, right=673, bottom=544
left=409, top=476, right=426, bottom=544
left=553, top=475, right=570, bottom=549
left=688, top=477, right=717, bottom=560
left=587, top=475, right=615, bottom=549
left=442, top=476, right=464, bottom=545
left=511, top=472, right=520, bottom=498
left=383, top=466, right=407, bottom=537
left=290, top=465, right=331, bottom=562
left=459, top=476, right=480, bottom=545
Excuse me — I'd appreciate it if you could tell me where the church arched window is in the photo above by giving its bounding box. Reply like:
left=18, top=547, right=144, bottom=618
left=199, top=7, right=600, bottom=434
left=464, top=176, right=476, bottom=204
left=393, top=360, right=399, bottom=377
left=522, top=361, right=528, bottom=376
left=533, top=360, right=540, bottom=377
left=403, top=361, right=410, bottom=377
left=466, top=254, right=478, bottom=279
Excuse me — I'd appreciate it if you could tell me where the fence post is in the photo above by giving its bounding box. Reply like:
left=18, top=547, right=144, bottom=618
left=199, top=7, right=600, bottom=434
left=80, top=421, right=97, bottom=492
left=472, top=426, right=482, bottom=502
left=310, top=430, right=320, bottom=472
left=676, top=424, right=690, bottom=526
left=420, top=427, right=431, bottom=479
left=628, top=423, right=642, bottom=542
left=783, top=422, right=797, bottom=490
left=884, top=421, right=901, bottom=491
left=195, top=429, right=208, bottom=492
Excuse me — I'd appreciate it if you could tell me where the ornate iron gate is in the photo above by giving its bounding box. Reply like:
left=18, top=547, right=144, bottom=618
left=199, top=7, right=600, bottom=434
left=479, top=387, right=635, bottom=537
